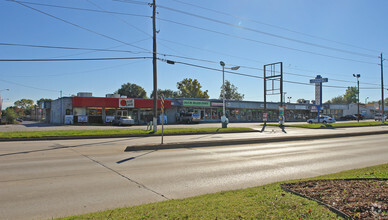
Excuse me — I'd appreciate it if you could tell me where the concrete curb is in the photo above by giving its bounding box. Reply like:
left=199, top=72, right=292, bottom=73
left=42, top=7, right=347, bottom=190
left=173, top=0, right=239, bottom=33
left=124, top=130, right=388, bottom=152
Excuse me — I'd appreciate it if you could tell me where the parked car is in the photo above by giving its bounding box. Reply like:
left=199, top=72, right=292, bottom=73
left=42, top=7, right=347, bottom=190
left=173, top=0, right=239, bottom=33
left=353, top=114, right=364, bottom=120
left=374, top=113, right=387, bottom=121
left=307, top=115, right=336, bottom=124
left=178, top=112, right=201, bottom=124
left=113, top=116, right=134, bottom=126
left=339, top=115, right=356, bottom=121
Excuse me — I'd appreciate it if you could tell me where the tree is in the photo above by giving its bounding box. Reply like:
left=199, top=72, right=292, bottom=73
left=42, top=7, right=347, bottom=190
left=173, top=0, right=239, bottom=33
left=219, top=80, right=244, bottom=100
left=14, top=99, right=34, bottom=109
left=37, top=98, right=52, bottom=107
left=14, top=99, right=34, bottom=116
left=325, top=96, right=346, bottom=104
left=116, top=83, right=147, bottom=98
left=176, top=78, right=209, bottom=98
left=343, top=86, right=358, bottom=104
left=297, top=98, right=306, bottom=104
left=325, top=86, right=357, bottom=104
left=150, top=89, right=179, bottom=99
left=4, top=107, right=18, bottom=124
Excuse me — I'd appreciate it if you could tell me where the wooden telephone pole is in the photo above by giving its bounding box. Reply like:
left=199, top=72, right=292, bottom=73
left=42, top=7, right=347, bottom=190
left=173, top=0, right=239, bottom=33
left=152, top=0, right=158, bottom=132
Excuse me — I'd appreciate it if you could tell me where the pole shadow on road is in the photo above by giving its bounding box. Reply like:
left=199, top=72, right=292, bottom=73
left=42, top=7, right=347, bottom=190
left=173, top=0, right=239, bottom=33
left=116, top=150, right=157, bottom=164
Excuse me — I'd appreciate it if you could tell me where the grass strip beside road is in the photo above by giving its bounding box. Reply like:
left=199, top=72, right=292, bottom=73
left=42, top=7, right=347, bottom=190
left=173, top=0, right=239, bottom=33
left=268, top=121, right=388, bottom=128
left=0, top=127, right=254, bottom=139
left=59, top=163, right=387, bottom=219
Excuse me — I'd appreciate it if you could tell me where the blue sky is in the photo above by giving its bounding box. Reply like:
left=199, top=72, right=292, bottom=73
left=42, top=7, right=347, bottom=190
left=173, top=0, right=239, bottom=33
left=0, top=0, right=387, bottom=108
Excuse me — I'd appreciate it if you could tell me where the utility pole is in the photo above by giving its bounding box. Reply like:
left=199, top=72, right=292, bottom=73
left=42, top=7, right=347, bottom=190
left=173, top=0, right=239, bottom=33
left=381, top=53, right=385, bottom=123
left=152, top=0, right=158, bottom=132
left=60, top=90, right=63, bottom=124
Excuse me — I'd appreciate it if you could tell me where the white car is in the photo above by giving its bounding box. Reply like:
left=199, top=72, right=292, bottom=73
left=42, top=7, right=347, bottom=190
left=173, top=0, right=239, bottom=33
left=114, top=116, right=135, bottom=126
left=307, top=116, right=336, bottom=124
left=374, top=113, right=387, bottom=121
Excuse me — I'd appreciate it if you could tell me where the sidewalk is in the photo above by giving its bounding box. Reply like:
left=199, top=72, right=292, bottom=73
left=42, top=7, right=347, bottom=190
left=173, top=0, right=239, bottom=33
left=124, top=125, right=388, bottom=151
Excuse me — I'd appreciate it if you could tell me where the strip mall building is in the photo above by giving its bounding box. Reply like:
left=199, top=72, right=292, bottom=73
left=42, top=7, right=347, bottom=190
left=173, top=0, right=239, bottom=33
left=47, top=92, right=379, bottom=125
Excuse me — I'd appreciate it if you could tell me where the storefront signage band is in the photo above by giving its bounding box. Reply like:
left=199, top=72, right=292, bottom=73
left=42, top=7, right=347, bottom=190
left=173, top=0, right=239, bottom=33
left=183, top=100, right=210, bottom=107
left=119, top=98, right=135, bottom=108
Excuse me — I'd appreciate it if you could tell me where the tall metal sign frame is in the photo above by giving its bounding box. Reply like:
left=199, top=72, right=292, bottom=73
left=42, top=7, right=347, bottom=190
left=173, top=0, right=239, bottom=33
left=262, top=62, right=284, bottom=132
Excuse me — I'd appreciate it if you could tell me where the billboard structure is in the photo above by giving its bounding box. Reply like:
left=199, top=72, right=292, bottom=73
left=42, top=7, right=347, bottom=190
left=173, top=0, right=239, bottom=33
left=262, top=62, right=285, bottom=133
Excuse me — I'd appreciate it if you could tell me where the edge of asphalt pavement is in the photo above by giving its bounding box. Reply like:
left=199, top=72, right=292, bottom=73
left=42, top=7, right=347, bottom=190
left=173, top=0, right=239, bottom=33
left=1, top=126, right=387, bottom=151
left=124, top=128, right=388, bottom=152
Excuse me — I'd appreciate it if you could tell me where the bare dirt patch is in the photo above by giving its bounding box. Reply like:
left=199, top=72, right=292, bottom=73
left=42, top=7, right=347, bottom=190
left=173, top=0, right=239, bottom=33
left=281, top=179, right=387, bottom=219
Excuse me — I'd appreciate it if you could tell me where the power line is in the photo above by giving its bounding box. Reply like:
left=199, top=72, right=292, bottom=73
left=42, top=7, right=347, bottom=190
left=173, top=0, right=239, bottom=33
left=0, top=57, right=152, bottom=62
left=10, top=0, right=150, bottom=18
left=0, top=79, right=60, bottom=92
left=157, top=4, right=377, bottom=59
left=114, top=0, right=379, bottom=63
left=158, top=38, right=383, bottom=84
left=0, top=42, right=147, bottom=54
left=170, top=0, right=381, bottom=54
left=10, top=0, right=152, bottom=53
left=157, top=17, right=378, bottom=65
left=86, top=0, right=152, bottom=37
left=3, top=41, right=378, bottom=86
left=158, top=46, right=381, bottom=86
left=4, top=40, right=379, bottom=85
left=5, top=60, right=147, bottom=77
left=159, top=58, right=384, bottom=90
left=50, top=38, right=151, bottom=58
left=113, top=0, right=150, bottom=6
left=85, top=0, right=178, bottom=58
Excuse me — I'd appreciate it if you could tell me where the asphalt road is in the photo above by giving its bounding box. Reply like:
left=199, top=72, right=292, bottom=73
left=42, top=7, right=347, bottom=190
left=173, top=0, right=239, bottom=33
left=0, top=133, right=387, bottom=219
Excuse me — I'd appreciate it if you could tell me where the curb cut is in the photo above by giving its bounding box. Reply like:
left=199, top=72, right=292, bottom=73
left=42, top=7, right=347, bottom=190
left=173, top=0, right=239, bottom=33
left=124, top=130, right=388, bottom=152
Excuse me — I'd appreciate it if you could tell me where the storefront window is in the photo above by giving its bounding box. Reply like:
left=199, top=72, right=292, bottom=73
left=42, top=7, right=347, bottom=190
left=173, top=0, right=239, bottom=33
left=205, top=108, right=212, bottom=120
left=246, top=110, right=252, bottom=121
left=211, top=109, right=218, bottom=120
left=105, top=108, right=115, bottom=116
left=241, top=109, right=246, bottom=121
left=73, top=107, right=86, bottom=116
left=87, top=108, right=102, bottom=116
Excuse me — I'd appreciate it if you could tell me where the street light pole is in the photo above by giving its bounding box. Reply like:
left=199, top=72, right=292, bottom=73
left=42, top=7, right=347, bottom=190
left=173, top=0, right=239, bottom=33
left=0, top=89, right=10, bottom=120
left=353, top=74, right=360, bottom=122
left=365, top=97, right=369, bottom=105
left=287, top=96, right=292, bottom=103
left=220, top=61, right=239, bottom=128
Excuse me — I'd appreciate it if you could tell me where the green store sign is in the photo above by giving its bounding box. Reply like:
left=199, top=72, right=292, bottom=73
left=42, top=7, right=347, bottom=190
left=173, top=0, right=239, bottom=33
left=183, top=100, right=210, bottom=107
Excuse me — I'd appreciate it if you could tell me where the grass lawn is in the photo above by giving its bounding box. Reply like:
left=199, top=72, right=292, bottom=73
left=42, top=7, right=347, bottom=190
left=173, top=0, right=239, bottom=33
left=0, top=127, right=255, bottom=139
left=58, top=163, right=387, bottom=219
left=267, top=121, right=388, bottom=128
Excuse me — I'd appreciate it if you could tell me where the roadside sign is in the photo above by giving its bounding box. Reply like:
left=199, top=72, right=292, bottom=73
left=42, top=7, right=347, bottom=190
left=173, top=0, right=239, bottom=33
left=263, top=112, right=268, bottom=121
left=279, top=106, right=284, bottom=116
left=310, top=78, right=328, bottom=84
left=160, top=94, right=165, bottom=112
left=161, top=93, right=165, bottom=145
left=310, top=75, right=328, bottom=107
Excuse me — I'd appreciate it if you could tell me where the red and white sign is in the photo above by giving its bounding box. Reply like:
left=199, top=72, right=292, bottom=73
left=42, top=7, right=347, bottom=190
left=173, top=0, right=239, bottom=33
left=119, top=99, right=134, bottom=108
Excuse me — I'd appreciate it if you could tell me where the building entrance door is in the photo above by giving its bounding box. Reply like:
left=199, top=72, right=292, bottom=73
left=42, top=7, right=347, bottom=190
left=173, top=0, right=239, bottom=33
left=117, top=110, right=128, bottom=117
